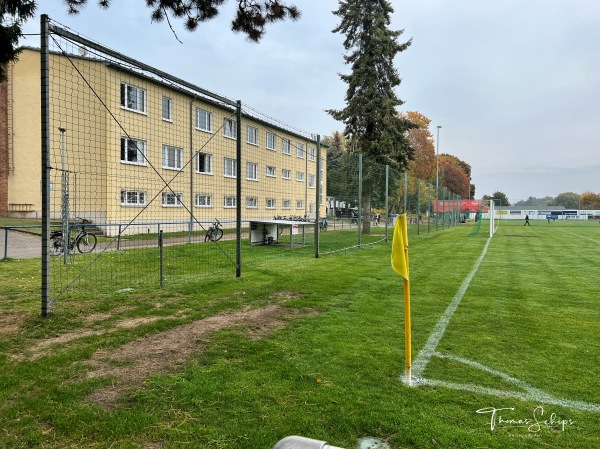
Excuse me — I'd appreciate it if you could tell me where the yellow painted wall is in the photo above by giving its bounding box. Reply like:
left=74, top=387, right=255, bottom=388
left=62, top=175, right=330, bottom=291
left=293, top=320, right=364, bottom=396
left=8, top=48, right=327, bottom=233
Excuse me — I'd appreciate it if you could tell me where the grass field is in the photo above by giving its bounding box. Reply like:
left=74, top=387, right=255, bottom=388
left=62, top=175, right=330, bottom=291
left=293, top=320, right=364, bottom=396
left=1, top=219, right=599, bottom=448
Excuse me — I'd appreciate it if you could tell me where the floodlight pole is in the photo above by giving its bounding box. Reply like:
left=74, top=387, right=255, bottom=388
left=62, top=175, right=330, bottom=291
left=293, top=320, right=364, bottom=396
left=435, top=126, right=441, bottom=231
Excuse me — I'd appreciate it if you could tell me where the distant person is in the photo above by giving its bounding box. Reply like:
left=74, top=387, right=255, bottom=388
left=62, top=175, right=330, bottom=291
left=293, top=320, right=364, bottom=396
left=524, top=214, right=530, bottom=226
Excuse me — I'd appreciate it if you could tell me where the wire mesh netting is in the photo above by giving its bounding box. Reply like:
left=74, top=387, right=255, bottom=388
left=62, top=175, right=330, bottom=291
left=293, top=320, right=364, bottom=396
left=33, top=17, right=466, bottom=315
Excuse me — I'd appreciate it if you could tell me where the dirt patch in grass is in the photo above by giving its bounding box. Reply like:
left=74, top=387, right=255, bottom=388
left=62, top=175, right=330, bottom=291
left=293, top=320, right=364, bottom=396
left=23, top=317, right=165, bottom=359
left=85, top=302, right=314, bottom=409
left=0, top=313, right=23, bottom=334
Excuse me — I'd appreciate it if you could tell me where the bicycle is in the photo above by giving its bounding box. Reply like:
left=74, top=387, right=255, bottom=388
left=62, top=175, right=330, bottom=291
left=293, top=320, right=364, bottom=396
left=50, top=218, right=97, bottom=255
left=204, top=219, right=224, bottom=242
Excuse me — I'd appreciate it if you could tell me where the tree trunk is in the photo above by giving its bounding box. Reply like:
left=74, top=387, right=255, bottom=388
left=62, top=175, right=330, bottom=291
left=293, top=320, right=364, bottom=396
left=362, top=193, right=371, bottom=234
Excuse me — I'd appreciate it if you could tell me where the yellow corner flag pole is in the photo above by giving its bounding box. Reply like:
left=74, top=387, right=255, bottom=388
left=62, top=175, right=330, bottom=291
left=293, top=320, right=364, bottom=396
left=391, top=214, right=411, bottom=385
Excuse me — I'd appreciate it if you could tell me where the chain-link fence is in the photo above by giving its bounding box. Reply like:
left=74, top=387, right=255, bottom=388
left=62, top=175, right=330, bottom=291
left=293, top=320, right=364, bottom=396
left=3, top=16, right=465, bottom=315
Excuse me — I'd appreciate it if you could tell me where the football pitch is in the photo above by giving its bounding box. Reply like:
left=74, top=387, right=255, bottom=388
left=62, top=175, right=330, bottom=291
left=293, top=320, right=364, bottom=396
left=408, top=219, right=600, bottom=413
left=0, top=218, right=599, bottom=448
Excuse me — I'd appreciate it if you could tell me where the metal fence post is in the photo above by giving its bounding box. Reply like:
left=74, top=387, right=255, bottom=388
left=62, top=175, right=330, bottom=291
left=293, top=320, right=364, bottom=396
left=357, top=153, right=362, bottom=247
left=417, top=179, right=421, bottom=235
left=159, top=230, right=164, bottom=286
left=41, top=14, right=52, bottom=317
left=3, top=227, right=8, bottom=260
left=314, top=135, right=321, bottom=258
left=235, top=100, right=242, bottom=278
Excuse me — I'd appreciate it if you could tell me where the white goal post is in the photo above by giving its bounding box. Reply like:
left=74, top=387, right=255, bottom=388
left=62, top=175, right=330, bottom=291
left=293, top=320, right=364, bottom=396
left=489, top=199, right=499, bottom=237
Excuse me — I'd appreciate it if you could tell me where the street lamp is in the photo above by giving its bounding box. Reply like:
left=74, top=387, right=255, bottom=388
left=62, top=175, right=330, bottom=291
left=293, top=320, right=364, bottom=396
left=435, top=125, right=441, bottom=230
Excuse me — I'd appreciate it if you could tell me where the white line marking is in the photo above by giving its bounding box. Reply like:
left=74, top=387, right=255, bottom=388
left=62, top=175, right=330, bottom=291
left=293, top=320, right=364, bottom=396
left=432, top=352, right=600, bottom=412
left=405, top=234, right=600, bottom=412
left=422, top=378, right=600, bottom=412
left=570, top=232, right=600, bottom=245
left=410, top=236, right=492, bottom=379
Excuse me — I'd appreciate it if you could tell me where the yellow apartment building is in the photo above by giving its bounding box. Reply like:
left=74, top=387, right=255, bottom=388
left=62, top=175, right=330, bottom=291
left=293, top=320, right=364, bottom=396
left=0, top=47, right=326, bottom=236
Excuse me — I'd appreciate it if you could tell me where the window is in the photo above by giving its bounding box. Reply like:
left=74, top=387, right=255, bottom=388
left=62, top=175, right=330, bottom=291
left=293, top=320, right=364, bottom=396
left=296, top=143, right=305, bottom=158
left=246, top=162, right=258, bottom=181
left=195, top=194, right=212, bottom=207
left=224, top=158, right=237, bottom=178
left=282, top=169, right=291, bottom=180
left=282, top=138, right=291, bottom=155
left=120, top=82, right=146, bottom=113
left=196, top=152, right=213, bottom=174
left=246, top=125, right=258, bottom=145
left=120, top=189, right=145, bottom=206
left=162, top=96, right=173, bottom=121
left=308, top=174, right=316, bottom=188
left=266, top=166, right=276, bottom=177
left=296, top=171, right=304, bottom=182
left=296, top=200, right=304, bottom=210
left=162, top=145, right=183, bottom=170
left=162, top=192, right=183, bottom=207
left=266, top=198, right=276, bottom=209
left=308, top=146, right=316, bottom=161
left=224, top=118, right=237, bottom=139
left=282, top=199, right=291, bottom=209
left=224, top=195, right=236, bottom=208
left=246, top=196, right=258, bottom=208
left=266, top=131, right=276, bottom=150
left=196, top=108, right=212, bottom=131
left=120, top=137, right=146, bottom=165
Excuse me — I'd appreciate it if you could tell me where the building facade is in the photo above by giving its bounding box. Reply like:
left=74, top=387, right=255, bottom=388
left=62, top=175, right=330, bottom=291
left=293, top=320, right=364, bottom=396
left=0, top=48, right=326, bottom=235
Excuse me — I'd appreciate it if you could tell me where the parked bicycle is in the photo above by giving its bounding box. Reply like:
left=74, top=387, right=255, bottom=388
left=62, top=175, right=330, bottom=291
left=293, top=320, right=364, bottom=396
left=205, top=219, right=224, bottom=242
left=50, top=218, right=97, bottom=255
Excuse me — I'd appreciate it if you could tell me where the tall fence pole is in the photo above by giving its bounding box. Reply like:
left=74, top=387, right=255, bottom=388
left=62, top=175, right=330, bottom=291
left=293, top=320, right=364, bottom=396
left=314, top=135, right=321, bottom=258
left=59, top=127, right=69, bottom=265
left=41, top=14, right=52, bottom=317
left=357, top=153, right=362, bottom=247
left=417, top=180, right=421, bottom=235
left=235, top=101, right=242, bottom=278
left=384, top=165, right=389, bottom=242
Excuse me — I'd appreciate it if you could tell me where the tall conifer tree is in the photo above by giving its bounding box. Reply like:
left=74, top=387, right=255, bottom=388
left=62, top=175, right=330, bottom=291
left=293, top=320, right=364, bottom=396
left=328, top=0, right=415, bottom=172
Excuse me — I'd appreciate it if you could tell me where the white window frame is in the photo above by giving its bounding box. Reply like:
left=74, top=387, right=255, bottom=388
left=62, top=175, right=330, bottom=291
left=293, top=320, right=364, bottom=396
left=296, top=200, right=304, bottom=210
left=224, top=158, right=237, bottom=178
left=120, top=82, right=146, bottom=114
left=162, top=192, right=183, bottom=208
left=224, top=118, right=237, bottom=139
left=120, top=189, right=146, bottom=207
left=266, top=165, right=276, bottom=177
left=282, top=199, right=291, bottom=209
left=224, top=195, right=237, bottom=208
left=195, top=193, right=213, bottom=208
left=282, top=138, right=291, bottom=155
left=308, top=174, right=316, bottom=188
left=246, top=162, right=259, bottom=181
left=246, top=196, right=258, bottom=209
left=308, top=146, right=316, bottom=161
left=120, top=137, right=147, bottom=166
left=162, top=145, right=183, bottom=170
left=195, top=108, right=212, bottom=132
left=162, top=96, right=173, bottom=122
left=266, top=198, right=276, bottom=209
left=296, top=171, right=304, bottom=182
left=282, top=169, right=291, bottom=180
left=196, top=152, right=213, bottom=174
left=266, top=131, right=276, bottom=150
left=246, top=125, right=258, bottom=145
left=296, top=143, right=305, bottom=159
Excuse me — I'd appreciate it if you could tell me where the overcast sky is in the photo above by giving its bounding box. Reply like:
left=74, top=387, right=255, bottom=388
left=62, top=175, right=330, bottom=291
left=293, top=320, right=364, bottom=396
left=21, top=0, right=600, bottom=203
